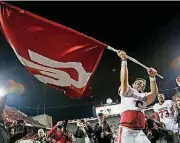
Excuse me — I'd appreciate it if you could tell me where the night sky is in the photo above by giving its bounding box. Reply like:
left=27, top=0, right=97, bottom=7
left=0, top=1, right=179, bottom=124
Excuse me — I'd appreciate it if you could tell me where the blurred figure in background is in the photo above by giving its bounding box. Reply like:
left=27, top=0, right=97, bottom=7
left=153, top=93, right=178, bottom=134
left=176, top=77, right=180, bottom=87
left=9, top=122, right=28, bottom=143
left=74, top=120, right=86, bottom=143
left=174, top=94, right=180, bottom=142
left=94, top=113, right=112, bottom=143
left=74, top=119, right=94, bottom=143
left=0, top=90, right=10, bottom=143
left=48, top=120, right=73, bottom=143
left=34, top=128, right=51, bottom=143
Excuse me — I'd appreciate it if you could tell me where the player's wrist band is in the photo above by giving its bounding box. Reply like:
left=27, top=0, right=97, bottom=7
left=149, top=76, right=156, bottom=82
left=121, top=60, right=127, bottom=66
left=121, top=58, right=127, bottom=61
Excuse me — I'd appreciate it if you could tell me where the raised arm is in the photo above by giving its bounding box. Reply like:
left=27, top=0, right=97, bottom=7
left=146, top=68, right=158, bottom=105
left=117, top=50, right=129, bottom=96
left=48, top=121, right=62, bottom=136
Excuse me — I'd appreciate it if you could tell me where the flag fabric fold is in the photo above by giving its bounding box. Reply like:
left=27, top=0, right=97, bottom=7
left=0, top=2, right=107, bottom=98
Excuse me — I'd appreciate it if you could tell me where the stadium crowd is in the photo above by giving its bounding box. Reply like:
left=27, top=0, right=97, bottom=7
left=0, top=90, right=179, bottom=142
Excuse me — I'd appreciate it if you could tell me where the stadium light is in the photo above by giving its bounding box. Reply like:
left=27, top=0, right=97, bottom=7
left=106, top=98, right=113, bottom=104
left=0, top=88, right=7, bottom=97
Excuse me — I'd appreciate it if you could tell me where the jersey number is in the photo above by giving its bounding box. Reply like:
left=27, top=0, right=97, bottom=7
left=159, top=110, right=170, bottom=119
left=135, top=100, right=144, bottom=108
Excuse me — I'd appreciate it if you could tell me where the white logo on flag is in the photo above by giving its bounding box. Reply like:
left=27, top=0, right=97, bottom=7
left=12, top=47, right=92, bottom=88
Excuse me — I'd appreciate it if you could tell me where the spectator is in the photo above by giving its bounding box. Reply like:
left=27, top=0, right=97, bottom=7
left=9, top=125, right=28, bottom=143
left=2, top=106, right=45, bottom=128
left=34, top=128, right=51, bottom=143
left=83, top=119, right=94, bottom=142
left=0, top=94, right=10, bottom=143
left=145, top=118, right=161, bottom=143
left=94, top=113, right=112, bottom=143
left=48, top=120, right=73, bottom=143
left=74, top=120, right=88, bottom=143
left=74, top=120, right=86, bottom=143
left=0, top=122, right=10, bottom=143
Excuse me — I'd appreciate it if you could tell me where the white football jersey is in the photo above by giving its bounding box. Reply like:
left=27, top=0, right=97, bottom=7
left=118, top=86, right=147, bottom=114
left=153, top=100, right=174, bottom=122
left=153, top=100, right=178, bottom=133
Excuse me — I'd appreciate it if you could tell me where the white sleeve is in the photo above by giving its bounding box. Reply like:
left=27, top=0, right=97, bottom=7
left=118, top=85, right=132, bottom=97
left=153, top=104, right=158, bottom=112
left=167, top=100, right=173, bottom=106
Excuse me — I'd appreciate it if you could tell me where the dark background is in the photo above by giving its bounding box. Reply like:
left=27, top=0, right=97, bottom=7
left=0, top=1, right=179, bottom=124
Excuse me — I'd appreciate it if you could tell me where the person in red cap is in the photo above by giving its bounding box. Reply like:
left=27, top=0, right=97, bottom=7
left=48, top=120, right=73, bottom=143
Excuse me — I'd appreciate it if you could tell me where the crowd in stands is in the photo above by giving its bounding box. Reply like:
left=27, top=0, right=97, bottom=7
left=2, top=106, right=45, bottom=128
left=0, top=105, right=48, bottom=142
left=20, top=133, right=38, bottom=140
left=0, top=103, right=179, bottom=142
left=0, top=104, right=148, bottom=142
left=66, top=115, right=120, bottom=139
left=0, top=90, right=180, bottom=143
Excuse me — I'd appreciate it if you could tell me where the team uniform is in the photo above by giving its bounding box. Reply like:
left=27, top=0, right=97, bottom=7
left=153, top=100, right=178, bottom=133
left=118, top=86, right=150, bottom=143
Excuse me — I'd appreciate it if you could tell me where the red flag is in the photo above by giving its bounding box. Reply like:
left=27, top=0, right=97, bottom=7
left=0, top=2, right=107, bottom=98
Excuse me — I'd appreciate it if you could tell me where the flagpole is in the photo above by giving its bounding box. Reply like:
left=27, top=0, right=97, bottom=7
left=107, top=46, right=164, bottom=79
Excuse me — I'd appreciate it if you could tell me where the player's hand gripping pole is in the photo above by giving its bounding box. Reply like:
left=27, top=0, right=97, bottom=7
left=107, top=46, right=164, bottom=79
